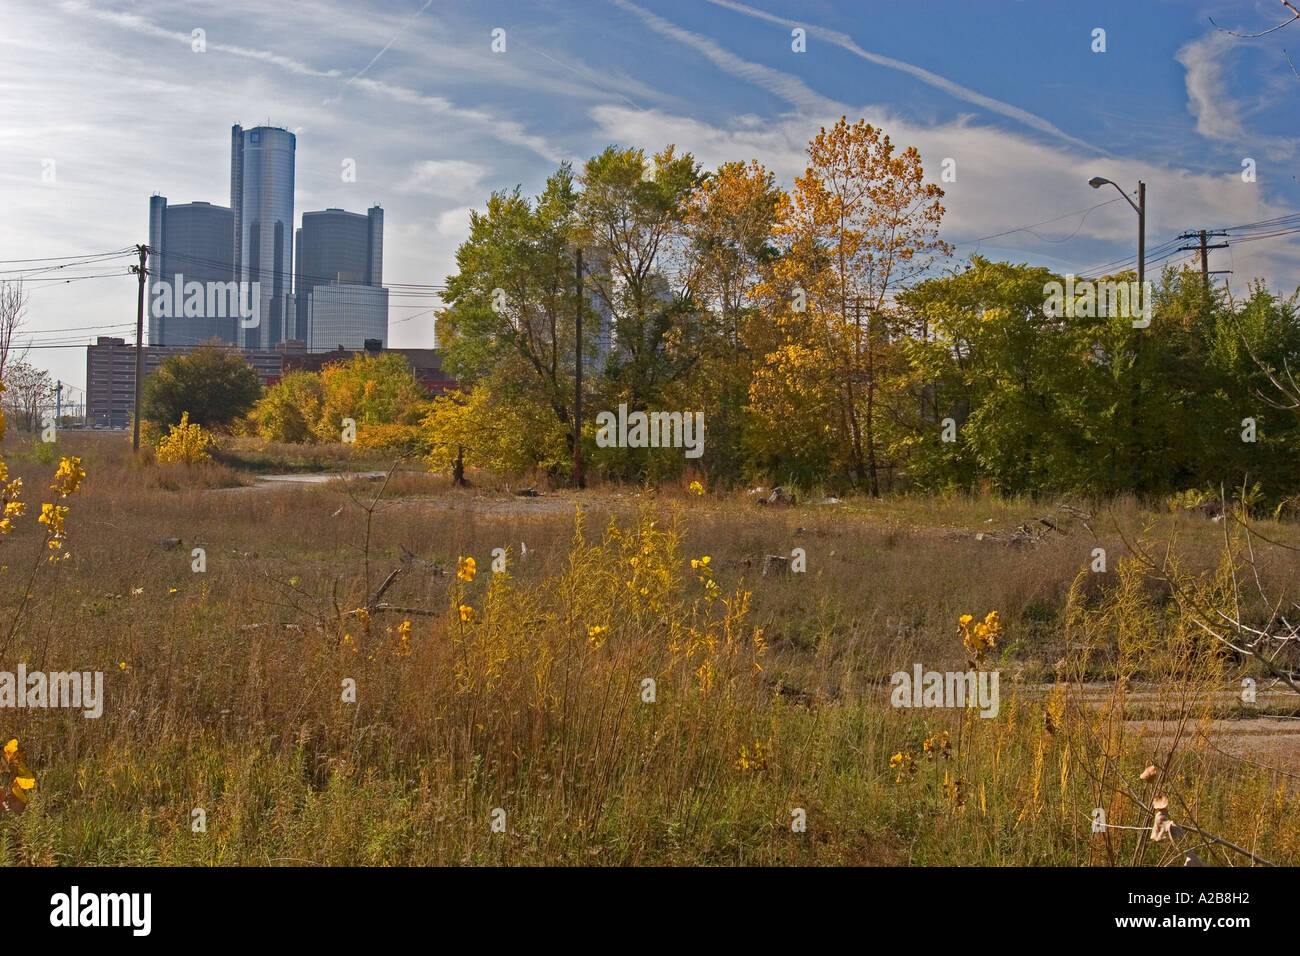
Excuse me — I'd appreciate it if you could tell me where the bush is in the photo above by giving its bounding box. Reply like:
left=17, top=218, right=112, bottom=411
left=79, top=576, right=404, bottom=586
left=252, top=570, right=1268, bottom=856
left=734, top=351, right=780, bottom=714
left=354, top=422, right=430, bottom=457
left=155, top=412, right=216, bottom=464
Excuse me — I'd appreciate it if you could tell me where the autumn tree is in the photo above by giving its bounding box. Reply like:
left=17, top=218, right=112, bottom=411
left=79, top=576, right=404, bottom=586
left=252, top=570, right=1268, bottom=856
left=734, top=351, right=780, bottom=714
left=421, top=355, right=571, bottom=480
left=682, top=159, right=783, bottom=479
left=762, top=117, right=949, bottom=493
left=317, top=352, right=428, bottom=440
left=249, top=370, right=324, bottom=443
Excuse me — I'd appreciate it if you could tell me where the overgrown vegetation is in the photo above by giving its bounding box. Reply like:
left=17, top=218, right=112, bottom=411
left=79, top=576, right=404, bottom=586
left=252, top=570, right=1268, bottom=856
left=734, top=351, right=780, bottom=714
left=1, top=432, right=1297, bottom=865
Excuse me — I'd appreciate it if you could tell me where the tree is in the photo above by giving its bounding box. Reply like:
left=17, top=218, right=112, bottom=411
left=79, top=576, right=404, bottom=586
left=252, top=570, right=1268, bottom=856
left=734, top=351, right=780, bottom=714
left=249, top=370, right=324, bottom=443
left=421, top=371, right=570, bottom=480
left=682, top=159, right=783, bottom=480
left=899, top=258, right=1105, bottom=493
left=1, top=361, right=53, bottom=433
left=763, top=117, right=949, bottom=493
left=437, top=166, right=583, bottom=466
left=0, top=281, right=28, bottom=383
left=576, top=145, right=704, bottom=411
left=317, top=352, right=428, bottom=442
left=141, top=342, right=261, bottom=428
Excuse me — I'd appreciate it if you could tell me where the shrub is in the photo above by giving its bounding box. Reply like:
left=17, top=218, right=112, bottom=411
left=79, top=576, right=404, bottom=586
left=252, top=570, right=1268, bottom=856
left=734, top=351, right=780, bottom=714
left=155, top=412, right=215, bottom=464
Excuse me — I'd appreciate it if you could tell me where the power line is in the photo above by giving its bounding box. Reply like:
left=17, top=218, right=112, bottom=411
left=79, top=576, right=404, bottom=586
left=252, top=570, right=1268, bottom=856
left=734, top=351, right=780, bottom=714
left=0, top=248, right=134, bottom=265
left=958, top=197, right=1127, bottom=249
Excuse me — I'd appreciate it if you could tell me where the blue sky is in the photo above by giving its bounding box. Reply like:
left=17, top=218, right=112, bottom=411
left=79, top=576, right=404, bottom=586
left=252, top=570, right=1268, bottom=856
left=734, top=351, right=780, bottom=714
left=3, top=0, right=1298, bottom=396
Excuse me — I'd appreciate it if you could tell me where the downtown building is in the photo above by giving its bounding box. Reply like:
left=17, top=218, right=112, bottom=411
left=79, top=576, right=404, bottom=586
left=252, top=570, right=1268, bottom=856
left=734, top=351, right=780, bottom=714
left=295, top=206, right=389, bottom=351
left=147, top=197, right=236, bottom=346
left=230, top=124, right=297, bottom=349
left=146, top=125, right=389, bottom=351
left=97, top=124, right=406, bottom=425
left=86, top=338, right=453, bottom=428
left=85, top=337, right=293, bottom=428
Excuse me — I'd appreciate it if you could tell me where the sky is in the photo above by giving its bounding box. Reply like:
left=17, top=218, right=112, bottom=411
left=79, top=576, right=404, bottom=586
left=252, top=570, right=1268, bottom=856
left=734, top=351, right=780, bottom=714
left=2, top=0, right=1298, bottom=401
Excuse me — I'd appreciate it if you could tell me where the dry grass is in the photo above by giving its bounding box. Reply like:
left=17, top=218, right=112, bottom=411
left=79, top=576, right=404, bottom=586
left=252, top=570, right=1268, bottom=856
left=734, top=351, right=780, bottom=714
left=0, top=431, right=1297, bottom=865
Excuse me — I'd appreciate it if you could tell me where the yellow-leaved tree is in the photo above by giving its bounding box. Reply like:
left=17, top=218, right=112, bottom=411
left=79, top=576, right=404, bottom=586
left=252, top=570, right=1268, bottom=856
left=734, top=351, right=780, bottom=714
left=754, top=117, right=949, bottom=493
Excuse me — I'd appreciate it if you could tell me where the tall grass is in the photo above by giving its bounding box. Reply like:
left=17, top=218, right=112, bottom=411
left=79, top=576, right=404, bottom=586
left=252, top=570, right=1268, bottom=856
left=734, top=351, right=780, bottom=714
left=0, top=432, right=1296, bottom=864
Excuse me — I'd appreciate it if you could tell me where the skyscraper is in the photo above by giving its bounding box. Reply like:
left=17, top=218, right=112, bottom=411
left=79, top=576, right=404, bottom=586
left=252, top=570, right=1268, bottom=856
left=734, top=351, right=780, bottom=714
left=230, top=124, right=296, bottom=349
left=147, top=196, right=235, bottom=346
left=295, top=205, right=388, bottom=350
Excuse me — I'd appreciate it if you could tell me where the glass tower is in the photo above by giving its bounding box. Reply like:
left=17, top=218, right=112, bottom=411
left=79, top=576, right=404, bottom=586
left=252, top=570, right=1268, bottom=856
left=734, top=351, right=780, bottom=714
left=295, top=205, right=387, bottom=351
left=230, top=124, right=296, bottom=349
left=147, top=196, right=235, bottom=346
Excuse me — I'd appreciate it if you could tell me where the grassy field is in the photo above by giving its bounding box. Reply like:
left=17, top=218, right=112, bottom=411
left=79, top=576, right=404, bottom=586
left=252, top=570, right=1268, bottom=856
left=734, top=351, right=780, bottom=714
left=0, top=430, right=1297, bottom=865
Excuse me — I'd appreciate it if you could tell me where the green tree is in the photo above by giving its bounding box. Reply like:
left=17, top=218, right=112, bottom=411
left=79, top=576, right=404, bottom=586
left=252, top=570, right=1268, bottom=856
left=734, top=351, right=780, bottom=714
left=141, top=342, right=261, bottom=428
left=899, top=258, right=1111, bottom=494
left=576, top=145, right=704, bottom=412
left=437, top=166, right=582, bottom=470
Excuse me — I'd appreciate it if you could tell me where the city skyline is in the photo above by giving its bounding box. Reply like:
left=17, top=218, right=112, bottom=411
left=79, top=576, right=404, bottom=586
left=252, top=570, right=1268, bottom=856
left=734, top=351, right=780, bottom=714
left=147, top=123, right=390, bottom=354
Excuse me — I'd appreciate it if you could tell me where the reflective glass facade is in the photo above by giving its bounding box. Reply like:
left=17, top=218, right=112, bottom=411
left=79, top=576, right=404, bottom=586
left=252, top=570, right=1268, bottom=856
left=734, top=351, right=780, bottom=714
left=307, top=284, right=389, bottom=351
left=147, top=197, right=235, bottom=346
left=231, top=125, right=295, bottom=349
left=296, top=205, right=387, bottom=351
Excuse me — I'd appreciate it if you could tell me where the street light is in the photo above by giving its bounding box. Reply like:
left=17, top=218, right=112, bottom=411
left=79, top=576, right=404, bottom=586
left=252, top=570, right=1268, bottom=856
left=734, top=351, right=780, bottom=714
left=1087, top=176, right=1145, bottom=302
left=1089, top=175, right=1147, bottom=493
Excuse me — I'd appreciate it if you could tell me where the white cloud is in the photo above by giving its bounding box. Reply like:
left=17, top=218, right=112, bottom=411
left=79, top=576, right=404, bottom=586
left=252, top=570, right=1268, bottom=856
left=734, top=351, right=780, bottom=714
left=399, top=161, right=490, bottom=200
left=703, top=0, right=1101, bottom=154
left=610, top=0, right=840, bottom=115
left=435, top=206, right=475, bottom=237
left=1175, top=33, right=1247, bottom=142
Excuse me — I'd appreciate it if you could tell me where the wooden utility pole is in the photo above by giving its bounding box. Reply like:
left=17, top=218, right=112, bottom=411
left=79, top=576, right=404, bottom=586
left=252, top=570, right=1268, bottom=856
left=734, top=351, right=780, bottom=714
left=573, top=248, right=584, bottom=489
left=129, top=244, right=148, bottom=451
left=1176, top=230, right=1229, bottom=288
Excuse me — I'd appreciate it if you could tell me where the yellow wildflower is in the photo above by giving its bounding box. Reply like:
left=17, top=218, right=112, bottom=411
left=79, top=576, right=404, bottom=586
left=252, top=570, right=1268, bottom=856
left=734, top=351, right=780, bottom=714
left=457, top=556, right=476, bottom=582
left=50, top=457, right=84, bottom=497
left=37, top=503, right=68, bottom=537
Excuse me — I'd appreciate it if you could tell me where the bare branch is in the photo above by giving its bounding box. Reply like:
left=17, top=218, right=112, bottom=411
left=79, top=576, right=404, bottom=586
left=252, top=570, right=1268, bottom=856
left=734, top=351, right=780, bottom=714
left=1210, top=0, right=1300, bottom=38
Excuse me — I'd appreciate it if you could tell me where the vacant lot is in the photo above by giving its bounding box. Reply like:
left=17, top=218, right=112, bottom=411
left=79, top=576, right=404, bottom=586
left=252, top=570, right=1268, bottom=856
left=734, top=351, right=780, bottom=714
left=0, top=431, right=1296, bottom=866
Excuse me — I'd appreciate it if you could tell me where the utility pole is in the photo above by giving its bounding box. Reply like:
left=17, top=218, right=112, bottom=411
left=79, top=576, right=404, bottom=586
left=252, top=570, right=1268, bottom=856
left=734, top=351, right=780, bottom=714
left=1176, top=230, right=1229, bottom=287
left=129, top=243, right=148, bottom=451
left=573, top=247, right=584, bottom=489
left=1133, top=181, right=1145, bottom=494
left=55, top=380, right=61, bottom=424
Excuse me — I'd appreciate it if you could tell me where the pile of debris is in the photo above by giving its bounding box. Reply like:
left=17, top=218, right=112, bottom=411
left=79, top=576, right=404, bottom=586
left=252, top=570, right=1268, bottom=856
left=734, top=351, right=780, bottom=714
left=970, top=502, right=1094, bottom=547
left=749, top=486, right=796, bottom=507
